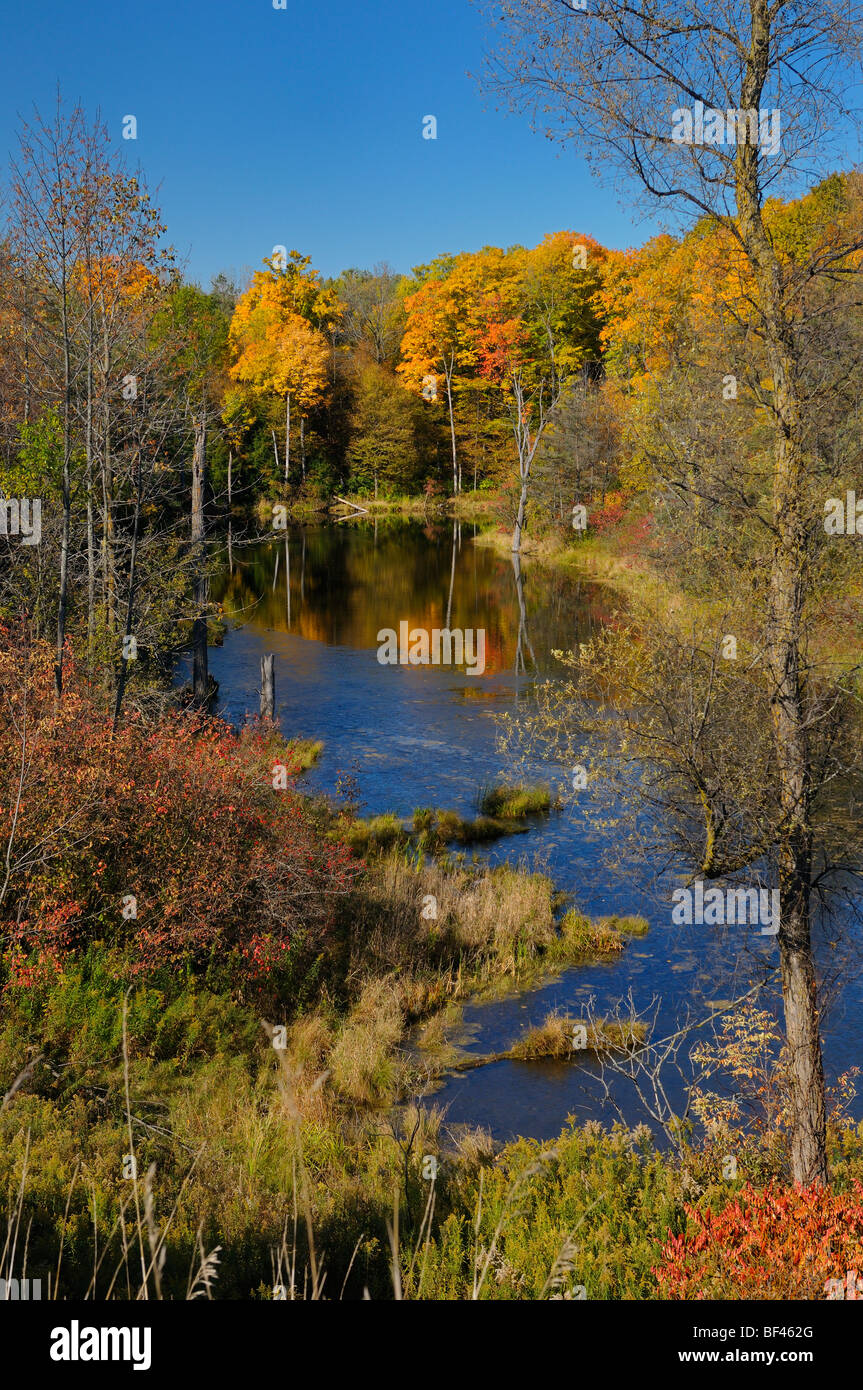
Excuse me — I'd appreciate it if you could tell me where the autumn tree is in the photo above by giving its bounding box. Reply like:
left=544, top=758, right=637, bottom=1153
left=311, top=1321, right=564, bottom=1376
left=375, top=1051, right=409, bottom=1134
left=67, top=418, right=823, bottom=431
left=470, top=234, right=606, bottom=551
left=345, top=360, right=437, bottom=498
left=5, top=99, right=171, bottom=700
left=229, top=257, right=331, bottom=483
left=398, top=258, right=470, bottom=495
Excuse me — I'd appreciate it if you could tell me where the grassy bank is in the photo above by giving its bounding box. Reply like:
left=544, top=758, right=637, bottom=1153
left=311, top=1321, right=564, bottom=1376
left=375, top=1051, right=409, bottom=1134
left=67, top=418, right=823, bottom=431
left=4, top=942, right=863, bottom=1300
left=254, top=491, right=498, bottom=526
left=0, top=846, right=655, bottom=1301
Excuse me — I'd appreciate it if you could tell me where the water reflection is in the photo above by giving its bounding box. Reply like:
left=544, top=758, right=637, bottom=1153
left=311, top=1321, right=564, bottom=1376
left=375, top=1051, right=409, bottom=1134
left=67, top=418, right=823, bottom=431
left=212, top=519, right=614, bottom=681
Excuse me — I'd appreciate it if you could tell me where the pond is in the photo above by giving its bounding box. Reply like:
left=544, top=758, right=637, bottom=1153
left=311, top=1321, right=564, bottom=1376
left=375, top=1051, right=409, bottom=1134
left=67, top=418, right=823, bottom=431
left=187, top=517, right=863, bottom=1143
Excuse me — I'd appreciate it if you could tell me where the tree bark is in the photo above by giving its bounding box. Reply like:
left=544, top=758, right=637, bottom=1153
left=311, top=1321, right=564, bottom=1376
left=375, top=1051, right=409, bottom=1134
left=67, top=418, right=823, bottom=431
left=54, top=219, right=72, bottom=705
left=112, top=456, right=142, bottom=734
left=512, top=476, right=528, bottom=555
left=85, top=300, right=96, bottom=680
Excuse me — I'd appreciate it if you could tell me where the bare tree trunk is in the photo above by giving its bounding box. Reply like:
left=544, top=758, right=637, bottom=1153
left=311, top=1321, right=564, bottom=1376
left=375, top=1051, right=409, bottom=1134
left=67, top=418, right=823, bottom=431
left=285, top=392, right=291, bottom=484
left=101, top=318, right=116, bottom=643
left=54, top=213, right=72, bottom=705
left=191, top=417, right=208, bottom=705
left=85, top=302, right=96, bottom=679
left=512, top=474, right=529, bottom=555
left=112, top=456, right=142, bottom=734
left=444, top=359, right=458, bottom=495
left=260, top=654, right=275, bottom=720
left=510, top=375, right=558, bottom=555
left=227, top=449, right=232, bottom=509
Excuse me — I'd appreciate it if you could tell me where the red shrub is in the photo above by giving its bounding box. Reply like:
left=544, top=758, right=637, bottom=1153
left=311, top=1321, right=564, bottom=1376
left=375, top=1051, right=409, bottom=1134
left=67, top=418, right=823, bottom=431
left=655, top=1181, right=863, bottom=1300
left=588, top=490, right=627, bottom=532
left=0, top=634, right=358, bottom=989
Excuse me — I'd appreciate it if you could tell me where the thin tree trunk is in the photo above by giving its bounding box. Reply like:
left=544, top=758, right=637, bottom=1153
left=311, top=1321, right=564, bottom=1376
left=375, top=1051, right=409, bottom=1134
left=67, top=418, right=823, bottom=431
left=191, top=416, right=208, bottom=705
left=85, top=306, right=96, bottom=681
left=55, top=245, right=72, bottom=705
left=260, top=654, right=275, bottom=720
left=101, top=317, right=116, bottom=642
left=112, top=456, right=142, bottom=734
left=285, top=392, right=291, bottom=484
left=445, top=360, right=458, bottom=496
left=735, top=1, right=827, bottom=1184
left=512, top=476, right=528, bottom=556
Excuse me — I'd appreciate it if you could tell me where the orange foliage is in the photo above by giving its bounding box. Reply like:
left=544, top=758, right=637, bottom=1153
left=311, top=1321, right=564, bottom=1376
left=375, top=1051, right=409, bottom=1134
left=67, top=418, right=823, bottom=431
left=655, top=1182, right=863, bottom=1300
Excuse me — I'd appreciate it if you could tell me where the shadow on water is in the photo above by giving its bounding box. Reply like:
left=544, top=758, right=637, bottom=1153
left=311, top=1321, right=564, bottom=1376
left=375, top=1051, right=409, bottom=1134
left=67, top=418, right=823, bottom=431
left=183, top=517, right=863, bottom=1142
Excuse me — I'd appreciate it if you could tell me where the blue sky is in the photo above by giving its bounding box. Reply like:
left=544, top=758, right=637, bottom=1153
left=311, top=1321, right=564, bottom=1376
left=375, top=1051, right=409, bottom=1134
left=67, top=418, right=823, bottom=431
left=0, top=0, right=665, bottom=286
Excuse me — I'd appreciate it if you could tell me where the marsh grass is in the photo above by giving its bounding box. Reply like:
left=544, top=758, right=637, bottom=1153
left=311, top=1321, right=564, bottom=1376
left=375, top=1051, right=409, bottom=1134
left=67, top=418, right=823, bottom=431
left=478, top=783, right=554, bottom=819
left=549, top=909, right=649, bottom=961
left=335, top=807, right=528, bottom=856
left=288, top=739, right=324, bottom=772
left=0, top=839, right=659, bottom=1301
left=509, top=1012, right=648, bottom=1060
left=3, top=967, right=861, bottom=1300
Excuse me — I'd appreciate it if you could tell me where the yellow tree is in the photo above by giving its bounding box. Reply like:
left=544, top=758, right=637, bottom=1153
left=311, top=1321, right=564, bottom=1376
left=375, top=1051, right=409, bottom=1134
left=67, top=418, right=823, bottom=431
left=229, top=268, right=329, bottom=483
left=398, top=264, right=474, bottom=495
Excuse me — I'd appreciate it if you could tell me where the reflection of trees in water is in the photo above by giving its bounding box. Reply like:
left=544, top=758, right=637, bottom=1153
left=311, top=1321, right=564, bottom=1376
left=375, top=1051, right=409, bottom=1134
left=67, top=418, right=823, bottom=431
left=512, top=550, right=537, bottom=678
left=210, top=522, right=616, bottom=673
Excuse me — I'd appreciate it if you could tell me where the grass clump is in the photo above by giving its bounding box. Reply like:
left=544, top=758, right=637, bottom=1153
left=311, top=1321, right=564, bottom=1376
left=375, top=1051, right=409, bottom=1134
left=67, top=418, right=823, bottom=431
left=328, top=979, right=406, bottom=1104
left=338, top=807, right=528, bottom=859
left=479, top=783, right=553, bottom=819
left=550, top=909, right=650, bottom=961
left=338, top=812, right=409, bottom=855
left=287, top=739, right=324, bottom=772
left=433, top=809, right=528, bottom=845
left=510, top=1013, right=647, bottom=1060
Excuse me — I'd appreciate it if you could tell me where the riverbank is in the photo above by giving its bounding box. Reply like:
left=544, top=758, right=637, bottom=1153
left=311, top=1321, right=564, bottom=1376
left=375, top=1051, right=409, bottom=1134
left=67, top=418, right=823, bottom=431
left=253, top=490, right=499, bottom=527
left=5, top=926, right=863, bottom=1300
left=473, top=518, right=863, bottom=687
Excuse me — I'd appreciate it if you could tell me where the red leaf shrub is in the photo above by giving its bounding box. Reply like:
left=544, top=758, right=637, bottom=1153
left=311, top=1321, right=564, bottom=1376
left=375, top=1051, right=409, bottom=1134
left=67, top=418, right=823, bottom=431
left=655, top=1181, right=863, bottom=1300
left=0, top=633, right=359, bottom=990
left=588, top=490, right=627, bottom=532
